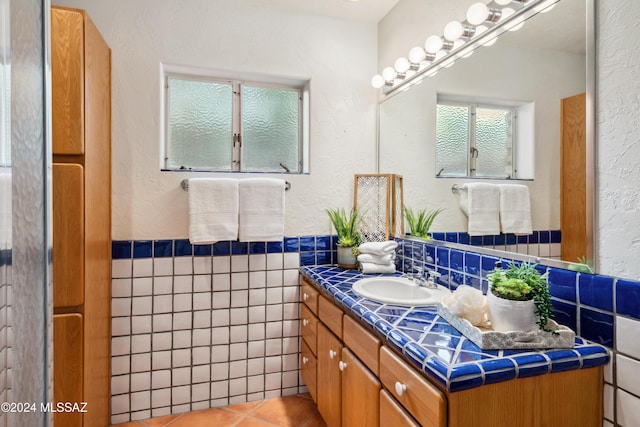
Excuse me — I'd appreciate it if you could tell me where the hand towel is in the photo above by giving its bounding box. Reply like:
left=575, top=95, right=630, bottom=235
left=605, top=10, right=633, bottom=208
left=461, top=183, right=501, bottom=236
left=358, top=240, right=398, bottom=256
left=188, top=178, right=239, bottom=244
left=359, top=262, right=396, bottom=274
left=238, top=178, right=285, bottom=242
left=498, top=184, right=533, bottom=235
left=357, top=253, right=396, bottom=265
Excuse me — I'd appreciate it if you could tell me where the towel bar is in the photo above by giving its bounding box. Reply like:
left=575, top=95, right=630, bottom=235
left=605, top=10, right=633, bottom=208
left=451, top=184, right=467, bottom=194
left=181, top=179, right=291, bottom=191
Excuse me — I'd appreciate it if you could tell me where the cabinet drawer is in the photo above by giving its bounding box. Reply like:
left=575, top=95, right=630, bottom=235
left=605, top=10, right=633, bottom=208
left=319, top=295, right=343, bottom=339
left=301, top=304, right=318, bottom=355
left=379, top=346, right=447, bottom=427
left=300, top=339, right=317, bottom=402
left=380, top=389, right=420, bottom=427
left=344, top=315, right=380, bottom=375
left=301, top=279, right=319, bottom=315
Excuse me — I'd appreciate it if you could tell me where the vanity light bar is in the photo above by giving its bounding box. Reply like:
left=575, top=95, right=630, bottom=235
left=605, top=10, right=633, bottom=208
left=372, top=0, right=560, bottom=93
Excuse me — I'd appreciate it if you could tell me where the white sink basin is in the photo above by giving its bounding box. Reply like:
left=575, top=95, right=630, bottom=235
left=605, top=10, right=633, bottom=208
left=352, top=276, right=450, bottom=306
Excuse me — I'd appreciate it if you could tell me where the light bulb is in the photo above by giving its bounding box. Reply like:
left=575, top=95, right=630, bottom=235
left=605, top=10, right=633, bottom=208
left=408, top=46, right=426, bottom=64
left=495, top=0, right=511, bottom=4
left=475, top=25, right=488, bottom=37
left=444, top=21, right=464, bottom=41
left=467, top=3, right=489, bottom=26
left=382, top=66, right=397, bottom=82
left=394, top=57, right=410, bottom=73
left=424, top=35, right=443, bottom=54
left=371, top=74, right=385, bottom=89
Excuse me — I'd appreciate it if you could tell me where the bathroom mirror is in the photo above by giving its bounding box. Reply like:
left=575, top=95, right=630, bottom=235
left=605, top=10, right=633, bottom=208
left=378, top=0, right=594, bottom=270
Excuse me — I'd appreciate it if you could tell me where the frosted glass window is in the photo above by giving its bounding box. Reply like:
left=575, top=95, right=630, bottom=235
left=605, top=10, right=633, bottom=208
left=241, top=85, right=299, bottom=172
left=436, top=100, right=514, bottom=178
left=164, top=74, right=306, bottom=173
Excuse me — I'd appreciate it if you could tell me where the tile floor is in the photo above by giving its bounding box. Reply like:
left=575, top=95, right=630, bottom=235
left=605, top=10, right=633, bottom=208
left=111, top=394, right=326, bottom=427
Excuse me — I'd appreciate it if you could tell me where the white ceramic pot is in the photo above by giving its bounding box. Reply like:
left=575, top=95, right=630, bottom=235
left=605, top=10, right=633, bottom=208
left=486, top=288, right=537, bottom=332
left=337, top=246, right=357, bottom=269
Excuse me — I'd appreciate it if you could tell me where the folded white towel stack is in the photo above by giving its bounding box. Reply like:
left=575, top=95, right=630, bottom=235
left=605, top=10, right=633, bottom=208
left=460, top=183, right=501, bottom=236
left=358, top=240, right=398, bottom=274
left=188, top=178, right=239, bottom=244
left=238, top=178, right=285, bottom=242
left=498, top=184, right=533, bottom=235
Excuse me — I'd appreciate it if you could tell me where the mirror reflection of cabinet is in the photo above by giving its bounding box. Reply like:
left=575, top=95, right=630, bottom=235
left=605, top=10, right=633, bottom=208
left=560, top=93, right=587, bottom=263
left=51, top=6, right=111, bottom=426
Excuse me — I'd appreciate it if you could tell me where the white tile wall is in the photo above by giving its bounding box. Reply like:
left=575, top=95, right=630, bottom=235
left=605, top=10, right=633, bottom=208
left=110, top=250, right=304, bottom=424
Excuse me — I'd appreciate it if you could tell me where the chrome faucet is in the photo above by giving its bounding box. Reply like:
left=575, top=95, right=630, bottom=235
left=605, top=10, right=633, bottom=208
left=424, top=270, right=441, bottom=289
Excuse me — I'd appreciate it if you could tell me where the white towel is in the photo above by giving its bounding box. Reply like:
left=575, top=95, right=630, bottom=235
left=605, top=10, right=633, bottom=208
left=238, top=178, right=285, bottom=242
left=188, top=178, right=239, bottom=244
left=359, top=262, right=396, bottom=274
left=357, top=253, right=396, bottom=265
left=498, top=184, right=533, bottom=235
left=358, top=240, right=398, bottom=256
left=460, top=183, right=500, bottom=236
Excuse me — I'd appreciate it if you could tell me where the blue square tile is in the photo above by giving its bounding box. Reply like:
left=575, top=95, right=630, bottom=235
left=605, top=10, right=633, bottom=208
left=482, top=235, right=495, bottom=246
left=579, top=274, right=613, bottom=312
left=451, top=271, right=464, bottom=288
left=458, top=233, right=470, bottom=245
left=112, top=240, right=132, bottom=259
left=284, top=237, right=299, bottom=252
left=465, top=275, right=481, bottom=290
left=445, top=232, right=458, bottom=243
left=548, top=268, right=577, bottom=302
left=248, top=242, right=266, bottom=254
left=193, top=243, right=212, bottom=256
left=517, top=234, right=528, bottom=244
left=436, top=267, right=450, bottom=287
left=432, top=232, right=445, bottom=242
left=480, top=359, right=517, bottom=385
left=316, top=235, right=331, bottom=250
left=299, top=236, right=315, bottom=251
left=450, top=250, right=464, bottom=272
left=481, top=255, right=500, bottom=278
left=213, top=241, right=231, bottom=256
left=316, top=251, right=332, bottom=265
left=449, top=363, right=482, bottom=380
left=266, top=241, right=283, bottom=253
left=580, top=308, right=613, bottom=347
left=153, top=240, right=173, bottom=258
left=470, top=236, right=483, bottom=246
left=528, top=231, right=539, bottom=243
left=465, top=252, right=481, bottom=276
left=388, top=329, right=412, bottom=349
left=617, top=279, right=640, bottom=319
left=231, top=241, right=248, bottom=255
left=133, top=240, right=153, bottom=258
left=300, top=252, right=316, bottom=266
left=174, top=239, right=192, bottom=257
left=539, top=230, right=550, bottom=244
left=436, top=247, right=449, bottom=267
left=425, top=245, right=436, bottom=265
left=505, top=234, right=516, bottom=245
left=546, top=350, right=582, bottom=373
left=551, top=300, right=577, bottom=332
left=551, top=230, right=562, bottom=244
left=494, top=234, right=505, bottom=245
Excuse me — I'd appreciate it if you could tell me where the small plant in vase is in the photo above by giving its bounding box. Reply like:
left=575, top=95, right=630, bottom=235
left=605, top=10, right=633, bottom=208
left=487, top=262, right=555, bottom=334
left=326, top=208, right=361, bottom=269
left=404, top=207, right=444, bottom=239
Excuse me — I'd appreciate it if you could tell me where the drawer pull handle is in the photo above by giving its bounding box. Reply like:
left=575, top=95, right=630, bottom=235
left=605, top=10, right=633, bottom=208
left=339, top=361, right=347, bottom=371
left=329, top=350, right=337, bottom=359
left=303, top=319, right=309, bottom=326
left=303, top=357, right=309, bottom=364
left=395, top=381, right=407, bottom=396
left=303, top=293, right=309, bottom=301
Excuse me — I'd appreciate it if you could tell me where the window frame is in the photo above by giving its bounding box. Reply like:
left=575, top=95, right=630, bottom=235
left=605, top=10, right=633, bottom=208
left=162, top=69, right=309, bottom=174
left=436, top=98, right=517, bottom=179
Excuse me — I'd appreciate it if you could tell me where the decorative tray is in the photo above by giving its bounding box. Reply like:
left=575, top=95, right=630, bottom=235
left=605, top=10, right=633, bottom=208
left=437, top=303, right=575, bottom=350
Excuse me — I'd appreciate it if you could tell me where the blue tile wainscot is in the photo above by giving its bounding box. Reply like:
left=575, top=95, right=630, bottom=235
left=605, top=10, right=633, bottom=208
left=300, top=265, right=609, bottom=427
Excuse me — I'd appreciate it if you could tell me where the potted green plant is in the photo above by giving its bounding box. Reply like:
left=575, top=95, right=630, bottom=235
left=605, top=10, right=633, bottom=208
left=404, top=207, right=444, bottom=239
left=326, top=208, right=361, bottom=269
left=486, top=262, right=555, bottom=333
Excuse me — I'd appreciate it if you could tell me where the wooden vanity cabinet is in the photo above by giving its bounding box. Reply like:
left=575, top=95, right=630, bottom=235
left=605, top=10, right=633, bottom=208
left=317, top=323, right=344, bottom=427
left=51, top=6, right=111, bottom=427
left=380, top=390, right=420, bottom=427
left=341, top=348, right=380, bottom=427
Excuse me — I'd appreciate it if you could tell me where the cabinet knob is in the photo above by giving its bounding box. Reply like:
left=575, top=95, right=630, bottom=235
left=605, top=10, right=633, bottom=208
left=303, top=319, right=309, bottom=326
left=329, top=350, right=337, bottom=359
left=339, top=361, right=347, bottom=371
left=303, top=357, right=309, bottom=364
left=303, top=293, right=309, bottom=301
left=395, top=381, right=407, bottom=396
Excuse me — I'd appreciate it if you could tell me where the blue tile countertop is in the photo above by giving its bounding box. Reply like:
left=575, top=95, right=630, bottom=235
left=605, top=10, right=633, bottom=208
left=300, top=265, right=610, bottom=393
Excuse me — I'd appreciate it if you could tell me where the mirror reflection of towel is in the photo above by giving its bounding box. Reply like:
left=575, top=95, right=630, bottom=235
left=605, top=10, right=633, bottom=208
left=238, top=178, right=285, bottom=242
left=462, top=183, right=500, bottom=236
left=498, top=184, right=533, bottom=235
left=188, top=178, right=239, bottom=244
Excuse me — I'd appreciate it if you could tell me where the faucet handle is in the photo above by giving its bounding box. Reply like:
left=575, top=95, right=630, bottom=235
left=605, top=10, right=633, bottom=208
left=427, top=270, right=441, bottom=281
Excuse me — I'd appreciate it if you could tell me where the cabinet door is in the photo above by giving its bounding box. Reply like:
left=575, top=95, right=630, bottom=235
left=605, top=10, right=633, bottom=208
left=54, top=314, right=83, bottom=427
left=317, top=323, right=342, bottom=427
left=53, top=163, right=85, bottom=308
left=51, top=7, right=84, bottom=155
left=301, top=303, right=318, bottom=355
left=341, top=348, right=380, bottom=427
left=300, top=339, right=317, bottom=402
left=380, top=390, right=420, bottom=427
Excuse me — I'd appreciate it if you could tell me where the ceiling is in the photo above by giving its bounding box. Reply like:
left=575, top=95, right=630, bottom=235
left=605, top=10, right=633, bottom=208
left=242, top=0, right=400, bottom=23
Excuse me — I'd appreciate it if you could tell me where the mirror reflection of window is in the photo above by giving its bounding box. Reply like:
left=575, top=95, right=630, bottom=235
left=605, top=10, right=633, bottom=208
left=436, top=98, right=523, bottom=179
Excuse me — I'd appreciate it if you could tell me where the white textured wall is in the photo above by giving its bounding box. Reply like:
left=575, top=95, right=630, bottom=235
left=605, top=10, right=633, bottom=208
left=52, top=0, right=378, bottom=240
left=597, top=0, right=640, bottom=280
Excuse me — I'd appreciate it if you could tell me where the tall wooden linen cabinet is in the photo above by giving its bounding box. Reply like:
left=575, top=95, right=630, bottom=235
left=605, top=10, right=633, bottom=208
left=51, top=6, right=112, bottom=427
